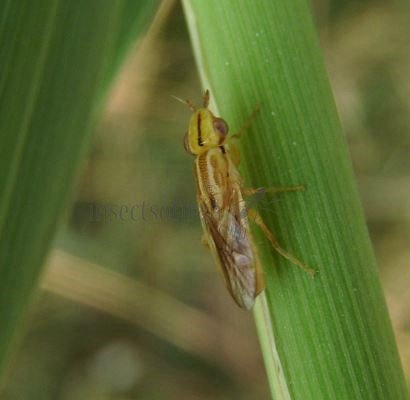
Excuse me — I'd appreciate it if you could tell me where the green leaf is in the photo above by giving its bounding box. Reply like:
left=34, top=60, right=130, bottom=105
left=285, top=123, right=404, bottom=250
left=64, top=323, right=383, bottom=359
left=182, top=1, right=408, bottom=399
left=0, top=0, right=159, bottom=379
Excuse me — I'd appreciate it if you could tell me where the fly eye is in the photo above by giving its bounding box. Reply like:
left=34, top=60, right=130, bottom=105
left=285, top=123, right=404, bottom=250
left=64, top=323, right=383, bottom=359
left=183, top=132, right=193, bottom=154
left=212, top=118, right=229, bottom=137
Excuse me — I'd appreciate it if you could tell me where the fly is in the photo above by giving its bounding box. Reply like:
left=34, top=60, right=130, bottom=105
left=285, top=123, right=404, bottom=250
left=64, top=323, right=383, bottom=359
left=181, top=90, right=315, bottom=309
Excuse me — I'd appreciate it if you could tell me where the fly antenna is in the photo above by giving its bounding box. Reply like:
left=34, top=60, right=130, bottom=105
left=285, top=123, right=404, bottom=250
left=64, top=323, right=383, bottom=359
left=203, top=90, right=210, bottom=108
left=171, top=95, right=196, bottom=112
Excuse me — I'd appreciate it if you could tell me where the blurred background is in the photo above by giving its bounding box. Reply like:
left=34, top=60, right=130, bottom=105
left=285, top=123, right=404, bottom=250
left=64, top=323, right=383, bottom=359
left=3, top=0, right=409, bottom=398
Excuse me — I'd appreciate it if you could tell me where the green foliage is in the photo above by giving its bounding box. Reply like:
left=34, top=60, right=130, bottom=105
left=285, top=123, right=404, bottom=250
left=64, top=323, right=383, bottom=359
left=0, top=0, right=159, bottom=380
left=183, top=0, right=408, bottom=399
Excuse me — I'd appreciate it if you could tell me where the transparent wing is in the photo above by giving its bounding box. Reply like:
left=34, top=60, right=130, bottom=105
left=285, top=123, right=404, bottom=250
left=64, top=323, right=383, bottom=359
left=199, top=185, right=257, bottom=309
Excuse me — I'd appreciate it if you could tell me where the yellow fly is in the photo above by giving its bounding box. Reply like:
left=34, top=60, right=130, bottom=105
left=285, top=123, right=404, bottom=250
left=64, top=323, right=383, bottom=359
left=182, top=90, right=315, bottom=310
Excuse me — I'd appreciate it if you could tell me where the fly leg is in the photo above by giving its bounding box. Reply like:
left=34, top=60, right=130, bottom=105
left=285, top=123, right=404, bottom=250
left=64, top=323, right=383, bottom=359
left=201, top=233, right=210, bottom=249
left=230, top=103, right=261, bottom=140
left=228, top=104, right=261, bottom=167
left=242, top=185, right=305, bottom=215
left=247, top=208, right=316, bottom=277
left=243, top=185, right=305, bottom=197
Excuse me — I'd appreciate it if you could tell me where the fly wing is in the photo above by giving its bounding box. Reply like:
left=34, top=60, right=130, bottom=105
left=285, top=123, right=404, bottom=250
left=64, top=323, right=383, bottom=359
left=198, top=184, right=258, bottom=309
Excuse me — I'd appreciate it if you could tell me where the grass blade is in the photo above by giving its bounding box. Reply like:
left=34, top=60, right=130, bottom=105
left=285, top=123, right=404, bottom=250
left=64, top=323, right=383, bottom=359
left=0, top=0, right=159, bottom=380
left=182, top=0, right=408, bottom=398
